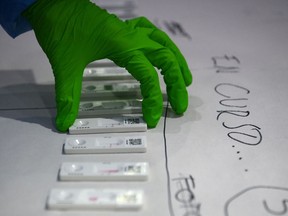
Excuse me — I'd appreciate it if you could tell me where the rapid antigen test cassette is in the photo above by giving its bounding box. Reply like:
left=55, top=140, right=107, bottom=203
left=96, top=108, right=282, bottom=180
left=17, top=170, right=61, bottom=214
left=83, top=67, right=133, bottom=81
left=81, top=81, right=141, bottom=99
left=59, top=162, right=149, bottom=181
left=78, top=99, right=142, bottom=117
left=64, top=135, right=147, bottom=154
left=47, top=188, right=143, bottom=210
left=69, top=116, right=147, bottom=134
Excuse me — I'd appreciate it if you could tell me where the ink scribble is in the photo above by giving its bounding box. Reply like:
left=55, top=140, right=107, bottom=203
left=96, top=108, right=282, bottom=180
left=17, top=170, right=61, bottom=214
left=224, top=185, right=288, bottom=216
left=154, top=19, right=192, bottom=40
left=215, top=83, right=262, bottom=146
left=172, top=174, right=201, bottom=216
left=212, top=55, right=240, bottom=73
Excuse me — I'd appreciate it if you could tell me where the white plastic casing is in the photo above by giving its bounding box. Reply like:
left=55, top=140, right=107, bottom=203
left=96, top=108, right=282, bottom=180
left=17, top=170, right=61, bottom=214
left=69, top=116, right=147, bottom=134
left=83, top=67, right=133, bottom=81
left=59, top=162, right=149, bottom=181
left=81, top=81, right=141, bottom=99
left=78, top=99, right=142, bottom=117
left=64, top=135, right=147, bottom=154
left=47, top=188, right=143, bottom=210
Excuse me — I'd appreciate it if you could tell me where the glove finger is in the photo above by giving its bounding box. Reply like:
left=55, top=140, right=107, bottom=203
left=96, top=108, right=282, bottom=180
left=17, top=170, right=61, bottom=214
left=53, top=64, right=84, bottom=132
left=126, top=17, right=192, bottom=86
left=147, top=48, right=189, bottom=115
left=122, top=52, right=163, bottom=128
left=149, top=29, right=192, bottom=86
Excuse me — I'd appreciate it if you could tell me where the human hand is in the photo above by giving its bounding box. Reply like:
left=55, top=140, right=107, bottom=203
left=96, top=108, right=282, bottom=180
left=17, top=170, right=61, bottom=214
left=22, top=0, right=192, bottom=132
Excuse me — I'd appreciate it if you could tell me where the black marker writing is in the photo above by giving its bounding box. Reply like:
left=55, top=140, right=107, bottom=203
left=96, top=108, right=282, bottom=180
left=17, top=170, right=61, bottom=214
left=217, top=110, right=250, bottom=120
left=219, top=98, right=248, bottom=108
left=215, top=83, right=250, bottom=98
left=215, top=83, right=262, bottom=146
left=212, top=55, right=240, bottom=73
left=224, top=186, right=288, bottom=216
left=223, top=122, right=262, bottom=145
left=213, top=56, right=262, bottom=148
left=172, top=174, right=201, bottom=216
left=163, top=21, right=192, bottom=40
left=154, top=19, right=192, bottom=40
left=263, top=199, right=288, bottom=215
left=214, top=80, right=262, bottom=145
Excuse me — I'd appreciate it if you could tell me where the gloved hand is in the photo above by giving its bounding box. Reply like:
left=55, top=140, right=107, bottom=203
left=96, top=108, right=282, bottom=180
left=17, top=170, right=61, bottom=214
left=22, top=0, right=192, bottom=132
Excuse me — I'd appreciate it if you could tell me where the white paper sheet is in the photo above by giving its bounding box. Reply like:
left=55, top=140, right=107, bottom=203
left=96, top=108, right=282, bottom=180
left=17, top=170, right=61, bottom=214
left=0, top=0, right=288, bottom=215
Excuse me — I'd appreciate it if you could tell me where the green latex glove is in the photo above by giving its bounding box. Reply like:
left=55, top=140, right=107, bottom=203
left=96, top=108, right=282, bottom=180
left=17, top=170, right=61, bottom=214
left=22, top=0, right=192, bottom=132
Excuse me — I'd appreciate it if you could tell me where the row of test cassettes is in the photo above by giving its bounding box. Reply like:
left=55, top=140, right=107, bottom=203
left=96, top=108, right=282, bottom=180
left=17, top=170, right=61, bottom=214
left=46, top=59, right=149, bottom=211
